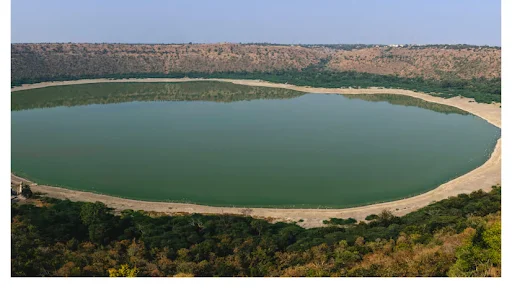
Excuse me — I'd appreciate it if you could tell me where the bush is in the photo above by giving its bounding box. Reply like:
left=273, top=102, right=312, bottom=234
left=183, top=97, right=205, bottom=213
left=20, top=184, right=33, bottom=198
left=323, top=218, right=358, bottom=226
left=365, top=214, right=379, bottom=221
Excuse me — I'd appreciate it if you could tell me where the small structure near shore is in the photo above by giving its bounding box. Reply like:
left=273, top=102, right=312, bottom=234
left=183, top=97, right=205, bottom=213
left=11, top=181, right=23, bottom=196
left=11, top=181, right=29, bottom=199
left=17, top=182, right=24, bottom=196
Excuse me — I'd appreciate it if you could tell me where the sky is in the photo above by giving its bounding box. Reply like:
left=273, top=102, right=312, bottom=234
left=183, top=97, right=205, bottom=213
left=11, top=0, right=501, bottom=46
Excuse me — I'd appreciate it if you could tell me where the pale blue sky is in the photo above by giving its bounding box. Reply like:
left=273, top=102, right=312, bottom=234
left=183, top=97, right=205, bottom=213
left=11, top=0, right=501, bottom=45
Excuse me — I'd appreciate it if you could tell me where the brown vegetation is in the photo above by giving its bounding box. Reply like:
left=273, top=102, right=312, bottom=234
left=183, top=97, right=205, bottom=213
left=11, top=43, right=329, bottom=81
left=11, top=43, right=500, bottom=83
left=327, top=47, right=501, bottom=80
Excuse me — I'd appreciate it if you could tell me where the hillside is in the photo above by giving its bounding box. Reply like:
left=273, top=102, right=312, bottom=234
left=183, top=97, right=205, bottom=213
left=11, top=43, right=330, bottom=80
left=11, top=43, right=501, bottom=103
left=11, top=186, right=501, bottom=277
left=327, top=46, right=501, bottom=80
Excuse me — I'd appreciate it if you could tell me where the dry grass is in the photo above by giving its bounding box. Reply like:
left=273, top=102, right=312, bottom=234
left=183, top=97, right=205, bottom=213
left=327, top=47, right=500, bottom=79
left=12, top=44, right=500, bottom=83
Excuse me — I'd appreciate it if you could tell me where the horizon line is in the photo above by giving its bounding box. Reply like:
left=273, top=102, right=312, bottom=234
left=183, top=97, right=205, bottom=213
left=10, top=42, right=502, bottom=48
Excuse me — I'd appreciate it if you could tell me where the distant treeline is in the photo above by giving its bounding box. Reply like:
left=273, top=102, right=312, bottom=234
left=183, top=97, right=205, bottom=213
left=12, top=186, right=501, bottom=277
left=300, top=44, right=500, bottom=50
left=406, top=44, right=501, bottom=50
left=12, top=69, right=501, bottom=104
left=300, top=44, right=381, bottom=50
left=14, top=42, right=498, bottom=50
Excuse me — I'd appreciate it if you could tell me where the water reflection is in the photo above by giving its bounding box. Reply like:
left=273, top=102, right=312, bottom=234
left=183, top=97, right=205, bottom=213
left=12, top=81, right=467, bottom=115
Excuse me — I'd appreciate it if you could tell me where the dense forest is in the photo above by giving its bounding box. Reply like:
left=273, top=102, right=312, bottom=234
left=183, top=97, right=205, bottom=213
left=12, top=186, right=501, bottom=277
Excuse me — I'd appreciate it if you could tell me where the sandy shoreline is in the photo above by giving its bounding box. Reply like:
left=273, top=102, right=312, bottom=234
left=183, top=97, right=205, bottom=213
left=11, top=78, right=502, bottom=228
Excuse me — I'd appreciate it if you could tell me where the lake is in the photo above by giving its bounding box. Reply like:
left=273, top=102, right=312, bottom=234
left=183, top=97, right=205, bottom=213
left=11, top=82, right=501, bottom=208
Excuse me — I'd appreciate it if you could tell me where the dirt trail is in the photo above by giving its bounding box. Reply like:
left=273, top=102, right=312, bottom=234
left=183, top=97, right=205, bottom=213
left=11, top=78, right=501, bottom=228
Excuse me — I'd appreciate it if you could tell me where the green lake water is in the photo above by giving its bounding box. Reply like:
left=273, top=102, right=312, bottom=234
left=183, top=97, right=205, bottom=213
left=11, top=82, right=501, bottom=208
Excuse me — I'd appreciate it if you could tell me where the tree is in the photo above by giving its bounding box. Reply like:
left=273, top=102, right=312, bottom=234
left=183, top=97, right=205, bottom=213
left=20, top=184, right=33, bottom=198
left=10, top=186, right=502, bottom=277
left=448, top=221, right=502, bottom=277
left=482, top=221, right=501, bottom=265
left=80, top=202, right=110, bottom=226
left=108, top=264, right=138, bottom=277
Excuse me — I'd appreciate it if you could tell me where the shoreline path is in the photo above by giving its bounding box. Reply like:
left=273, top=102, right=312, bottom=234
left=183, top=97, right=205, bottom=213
left=11, top=78, right=502, bottom=228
